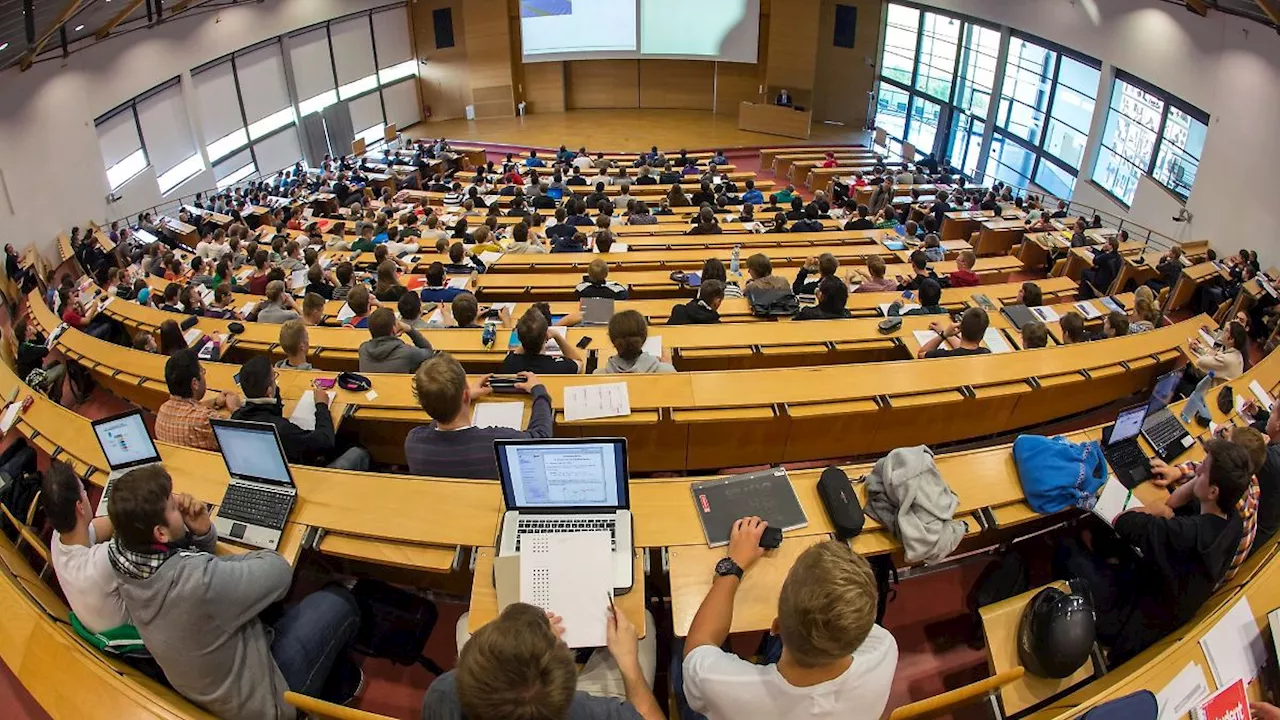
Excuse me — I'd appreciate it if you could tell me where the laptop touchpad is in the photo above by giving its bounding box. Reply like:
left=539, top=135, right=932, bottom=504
left=230, top=523, right=246, bottom=539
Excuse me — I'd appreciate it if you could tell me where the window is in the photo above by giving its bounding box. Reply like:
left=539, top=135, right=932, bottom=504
left=1152, top=106, right=1207, bottom=200
left=157, top=154, right=204, bottom=195
left=377, top=59, right=417, bottom=85
left=248, top=107, right=296, bottom=141
left=106, top=148, right=148, bottom=191
left=985, top=134, right=1035, bottom=189
left=875, top=84, right=909, bottom=140
left=955, top=23, right=999, bottom=117
left=997, top=38, right=1055, bottom=144
left=338, top=73, right=380, bottom=101
left=1092, top=76, right=1165, bottom=205
left=913, top=12, right=960, bottom=101
left=882, top=4, right=920, bottom=86
left=906, top=96, right=940, bottom=154
left=1034, top=158, right=1076, bottom=199
left=1044, top=56, right=1098, bottom=169
left=947, top=113, right=984, bottom=177
left=299, top=89, right=338, bottom=117
left=216, top=163, right=257, bottom=189
left=356, top=123, right=387, bottom=148
left=207, top=128, right=250, bottom=163
left=193, top=62, right=247, bottom=164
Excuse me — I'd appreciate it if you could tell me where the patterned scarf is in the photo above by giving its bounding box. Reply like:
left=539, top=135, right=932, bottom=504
left=107, top=537, right=177, bottom=581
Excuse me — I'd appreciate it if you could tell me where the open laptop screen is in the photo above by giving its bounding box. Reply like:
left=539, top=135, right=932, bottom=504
left=92, top=410, right=160, bottom=471
left=210, top=419, right=294, bottom=487
left=1109, top=405, right=1147, bottom=445
left=1145, top=369, right=1181, bottom=416
left=496, top=439, right=628, bottom=511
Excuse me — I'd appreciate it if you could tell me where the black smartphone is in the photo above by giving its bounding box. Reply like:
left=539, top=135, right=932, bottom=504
left=576, top=336, right=593, bottom=349
left=233, top=371, right=241, bottom=386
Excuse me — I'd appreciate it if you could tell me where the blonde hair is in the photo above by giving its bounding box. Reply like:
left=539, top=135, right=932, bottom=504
left=413, top=352, right=467, bottom=422
left=777, top=541, right=877, bottom=667
left=278, top=320, right=307, bottom=355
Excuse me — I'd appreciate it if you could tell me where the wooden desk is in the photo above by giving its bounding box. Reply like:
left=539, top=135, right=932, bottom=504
left=468, top=549, right=647, bottom=638
left=759, top=145, right=873, bottom=168
left=1168, top=261, right=1229, bottom=312
left=738, top=102, right=812, bottom=140
left=976, top=219, right=1027, bottom=257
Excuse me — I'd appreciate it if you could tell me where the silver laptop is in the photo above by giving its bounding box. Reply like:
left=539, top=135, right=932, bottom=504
left=495, top=438, right=635, bottom=592
left=91, top=409, right=161, bottom=518
left=581, top=297, right=616, bottom=326
left=209, top=419, right=297, bottom=551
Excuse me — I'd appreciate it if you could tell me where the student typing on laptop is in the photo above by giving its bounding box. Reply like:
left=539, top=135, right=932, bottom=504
left=405, top=352, right=551, bottom=479
left=107, top=464, right=364, bottom=718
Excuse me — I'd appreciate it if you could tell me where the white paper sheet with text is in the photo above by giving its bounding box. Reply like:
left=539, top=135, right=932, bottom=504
left=1155, top=662, right=1209, bottom=720
left=519, top=531, right=612, bottom=649
left=1199, top=596, right=1265, bottom=686
left=563, top=383, right=631, bottom=422
left=473, top=402, right=524, bottom=430
left=289, top=391, right=336, bottom=432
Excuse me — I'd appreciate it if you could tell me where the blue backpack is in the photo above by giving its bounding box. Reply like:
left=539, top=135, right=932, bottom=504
left=1012, top=435, right=1107, bottom=514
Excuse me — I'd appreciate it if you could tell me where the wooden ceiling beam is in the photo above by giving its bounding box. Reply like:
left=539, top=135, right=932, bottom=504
left=20, top=0, right=86, bottom=69
left=96, top=0, right=146, bottom=40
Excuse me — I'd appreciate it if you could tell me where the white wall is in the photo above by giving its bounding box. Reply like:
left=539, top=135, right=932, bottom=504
left=909, top=0, right=1280, bottom=265
left=0, top=0, right=393, bottom=259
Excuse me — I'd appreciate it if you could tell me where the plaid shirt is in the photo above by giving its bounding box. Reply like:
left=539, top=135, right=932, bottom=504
left=155, top=396, right=227, bottom=451
left=1174, top=461, right=1259, bottom=583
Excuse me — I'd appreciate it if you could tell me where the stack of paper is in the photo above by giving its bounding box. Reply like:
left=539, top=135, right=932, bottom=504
left=478, top=251, right=504, bottom=267
left=912, top=330, right=939, bottom=348
left=563, top=383, right=631, bottom=422
left=473, top=402, right=524, bottom=430
left=1199, top=596, right=1266, bottom=686
left=1248, top=380, right=1274, bottom=409
left=1155, top=662, right=1210, bottom=720
left=519, top=532, right=613, bottom=649
left=184, top=328, right=205, bottom=347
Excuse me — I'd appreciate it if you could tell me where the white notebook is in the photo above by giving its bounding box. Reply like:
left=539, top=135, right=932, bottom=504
left=1092, top=477, right=1143, bottom=526
left=520, top=531, right=612, bottom=649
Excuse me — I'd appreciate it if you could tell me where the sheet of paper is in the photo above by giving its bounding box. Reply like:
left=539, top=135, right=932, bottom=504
left=239, top=301, right=256, bottom=317
left=1199, top=329, right=1218, bottom=348
left=98, top=295, right=116, bottom=312
left=0, top=402, right=22, bottom=434
left=1248, top=380, right=1274, bottom=409
left=879, top=303, right=919, bottom=316
left=912, top=330, right=938, bottom=347
left=1155, top=662, right=1210, bottom=720
left=365, top=389, right=379, bottom=401
left=472, top=402, right=525, bottom=430
left=478, top=251, right=504, bottom=267
left=183, top=328, right=204, bottom=347
left=563, top=382, right=631, bottom=422
left=983, top=328, right=1013, bottom=354
left=1073, top=301, right=1101, bottom=320
left=642, top=336, right=662, bottom=358
left=545, top=326, right=567, bottom=357
left=1200, top=596, right=1265, bottom=687
left=46, top=323, right=68, bottom=349
left=290, top=269, right=308, bottom=289
left=519, top=531, right=612, bottom=649
left=493, top=553, right=521, bottom=616
left=447, top=276, right=470, bottom=290
left=490, top=302, right=516, bottom=315
left=336, top=303, right=356, bottom=323
left=426, top=308, right=445, bottom=326
left=289, top=391, right=336, bottom=432
left=1031, top=306, right=1061, bottom=322
left=1092, top=477, right=1143, bottom=526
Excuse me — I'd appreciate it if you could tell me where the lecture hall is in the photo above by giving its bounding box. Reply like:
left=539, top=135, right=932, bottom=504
left=1, top=0, right=1280, bottom=718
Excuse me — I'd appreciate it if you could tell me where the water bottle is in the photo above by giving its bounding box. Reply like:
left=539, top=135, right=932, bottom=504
left=1180, top=371, right=1214, bottom=424
left=730, top=245, right=741, bottom=276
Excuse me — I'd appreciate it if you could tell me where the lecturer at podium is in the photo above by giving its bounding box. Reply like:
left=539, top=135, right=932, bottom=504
left=775, top=88, right=793, bottom=107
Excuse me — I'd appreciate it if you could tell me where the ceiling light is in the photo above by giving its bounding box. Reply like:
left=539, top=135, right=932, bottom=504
left=74, top=24, right=85, bottom=31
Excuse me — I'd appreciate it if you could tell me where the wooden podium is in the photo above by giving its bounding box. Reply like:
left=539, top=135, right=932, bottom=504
left=738, top=102, right=812, bottom=140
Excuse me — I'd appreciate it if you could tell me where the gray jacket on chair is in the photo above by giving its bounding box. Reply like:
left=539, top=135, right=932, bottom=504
left=864, top=445, right=967, bottom=564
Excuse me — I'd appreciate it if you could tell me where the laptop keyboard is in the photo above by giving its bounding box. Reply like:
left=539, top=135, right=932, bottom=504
left=1146, top=413, right=1187, bottom=449
left=218, top=485, right=292, bottom=530
left=1104, top=441, right=1147, bottom=473
left=516, top=517, right=617, bottom=551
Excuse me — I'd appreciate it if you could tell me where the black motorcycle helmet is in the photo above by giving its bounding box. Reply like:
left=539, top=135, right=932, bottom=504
left=1017, top=584, right=1096, bottom=678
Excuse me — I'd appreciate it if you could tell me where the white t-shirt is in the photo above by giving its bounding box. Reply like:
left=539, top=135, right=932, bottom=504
left=682, top=624, right=898, bottom=720
left=50, top=528, right=131, bottom=634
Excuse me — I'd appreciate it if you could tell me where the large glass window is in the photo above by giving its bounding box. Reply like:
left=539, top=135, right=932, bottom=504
left=947, top=113, right=985, bottom=177
left=906, top=96, right=941, bottom=153
left=875, top=85, right=909, bottom=141
left=882, top=4, right=920, bottom=86
left=914, top=12, right=960, bottom=101
left=997, top=38, right=1054, bottom=144
left=1151, top=106, right=1207, bottom=200
left=955, top=24, right=999, bottom=118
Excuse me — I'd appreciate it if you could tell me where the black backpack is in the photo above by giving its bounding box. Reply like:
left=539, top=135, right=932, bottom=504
left=0, top=439, right=40, bottom=540
left=868, top=555, right=899, bottom=625
left=351, top=579, right=446, bottom=676
left=746, top=286, right=799, bottom=317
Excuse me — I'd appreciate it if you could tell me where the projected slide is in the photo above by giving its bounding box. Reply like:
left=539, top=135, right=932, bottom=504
left=520, top=0, right=637, bottom=59
left=640, top=0, right=759, bottom=62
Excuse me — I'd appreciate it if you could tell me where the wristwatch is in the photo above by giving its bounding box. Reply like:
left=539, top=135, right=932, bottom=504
left=715, top=557, right=744, bottom=580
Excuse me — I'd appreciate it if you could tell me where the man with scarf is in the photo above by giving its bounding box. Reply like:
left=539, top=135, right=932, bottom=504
left=108, top=464, right=363, bottom=719
left=230, top=356, right=371, bottom=470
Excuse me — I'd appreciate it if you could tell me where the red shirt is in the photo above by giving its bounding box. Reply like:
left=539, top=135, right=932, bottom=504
left=949, top=269, right=981, bottom=288
left=61, top=307, right=87, bottom=328
left=821, top=159, right=838, bottom=168
left=247, top=272, right=270, bottom=296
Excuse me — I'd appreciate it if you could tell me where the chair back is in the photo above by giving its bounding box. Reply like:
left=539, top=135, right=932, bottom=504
left=283, top=691, right=397, bottom=720
left=887, top=667, right=1026, bottom=720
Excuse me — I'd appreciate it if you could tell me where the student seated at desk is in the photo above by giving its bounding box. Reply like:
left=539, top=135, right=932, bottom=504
left=765, top=212, right=789, bottom=234
left=444, top=241, right=485, bottom=275
left=423, top=603, right=661, bottom=720
left=688, top=207, right=723, bottom=235
left=1146, top=246, right=1185, bottom=294
left=1017, top=281, right=1043, bottom=307
left=503, top=307, right=585, bottom=375
left=794, top=276, right=851, bottom=321
left=189, top=257, right=214, bottom=288
left=343, top=285, right=375, bottom=329
left=744, top=253, right=790, bottom=295
left=276, top=320, right=313, bottom=370
left=669, top=280, right=726, bottom=325
left=180, top=285, right=207, bottom=317
left=398, top=292, right=431, bottom=331
left=845, top=256, right=896, bottom=294
left=406, top=354, right=551, bottom=479
left=155, top=350, right=239, bottom=451
left=233, top=356, right=370, bottom=470
left=1186, top=320, right=1247, bottom=384
left=791, top=205, right=825, bottom=233
left=373, top=260, right=407, bottom=303
left=255, top=280, right=300, bottom=324
left=1059, top=311, right=1089, bottom=344
left=701, top=258, right=743, bottom=299
left=947, top=250, right=980, bottom=288
left=897, top=250, right=948, bottom=291
left=844, top=205, right=876, bottom=231
left=1056, top=439, right=1250, bottom=666
left=245, top=250, right=272, bottom=295
left=1022, top=320, right=1049, bottom=349
left=107, top=464, right=363, bottom=718
left=1079, top=236, right=1122, bottom=300
left=1128, top=286, right=1161, bottom=334
left=577, top=259, right=629, bottom=300
left=921, top=234, right=945, bottom=263
left=14, top=318, right=67, bottom=395
left=889, top=279, right=947, bottom=316
left=1101, top=311, right=1129, bottom=338
left=419, top=263, right=464, bottom=304
left=598, top=310, right=675, bottom=374
left=677, top=528, right=897, bottom=720
left=43, top=460, right=137, bottom=644
left=358, top=307, right=434, bottom=374
left=793, top=253, right=838, bottom=296
left=742, top=179, right=764, bottom=205
left=916, top=308, right=992, bottom=358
